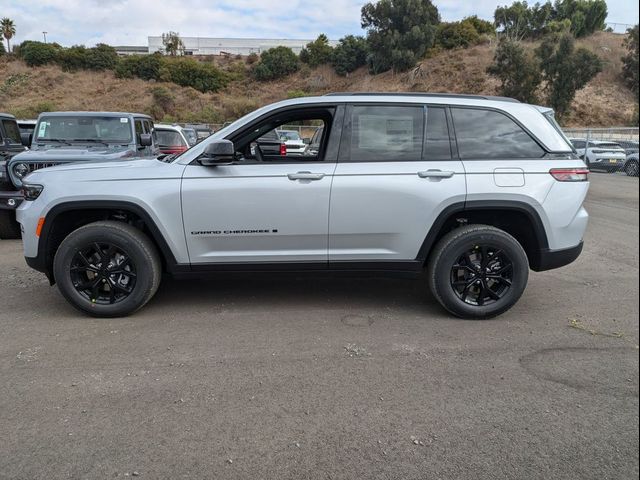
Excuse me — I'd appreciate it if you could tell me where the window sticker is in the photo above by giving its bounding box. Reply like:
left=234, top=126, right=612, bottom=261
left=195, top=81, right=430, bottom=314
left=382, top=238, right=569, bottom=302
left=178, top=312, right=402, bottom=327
left=38, top=121, right=48, bottom=137
left=120, top=117, right=129, bottom=123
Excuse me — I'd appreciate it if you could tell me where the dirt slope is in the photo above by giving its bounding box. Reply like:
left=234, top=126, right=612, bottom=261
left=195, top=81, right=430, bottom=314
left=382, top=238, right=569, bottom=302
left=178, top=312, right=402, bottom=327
left=0, top=32, right=635, bottom=127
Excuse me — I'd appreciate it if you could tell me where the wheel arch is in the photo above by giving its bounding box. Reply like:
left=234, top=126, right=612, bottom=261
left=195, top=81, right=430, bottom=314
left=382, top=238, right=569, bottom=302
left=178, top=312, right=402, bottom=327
left=36, top=200, right=182, bottom=283
left=417, top=200, right=550, bottom=270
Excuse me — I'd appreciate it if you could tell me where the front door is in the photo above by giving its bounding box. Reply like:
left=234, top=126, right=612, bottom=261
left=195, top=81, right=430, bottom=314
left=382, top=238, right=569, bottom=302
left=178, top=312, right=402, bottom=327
left=181, top=106, right=342, bottom=266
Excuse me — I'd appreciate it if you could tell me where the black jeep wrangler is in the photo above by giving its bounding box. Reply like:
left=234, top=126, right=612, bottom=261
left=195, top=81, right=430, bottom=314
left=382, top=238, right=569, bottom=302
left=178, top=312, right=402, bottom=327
left=0, top=113, right=28, bottom=238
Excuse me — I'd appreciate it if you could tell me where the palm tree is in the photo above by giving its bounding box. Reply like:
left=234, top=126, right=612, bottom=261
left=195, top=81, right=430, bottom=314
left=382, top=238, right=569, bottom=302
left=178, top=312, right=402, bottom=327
left=1, top=18, right=16, bottom=53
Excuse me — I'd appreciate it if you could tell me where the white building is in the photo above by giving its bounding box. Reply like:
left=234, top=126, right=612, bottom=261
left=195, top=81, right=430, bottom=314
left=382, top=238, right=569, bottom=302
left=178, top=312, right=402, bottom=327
left=147, top=36, right=338, bottom=56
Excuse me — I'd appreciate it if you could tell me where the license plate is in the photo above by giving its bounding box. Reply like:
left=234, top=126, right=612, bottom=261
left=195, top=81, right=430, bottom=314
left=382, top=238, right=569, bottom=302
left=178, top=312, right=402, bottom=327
left=609, top=159, right=617, bottom=163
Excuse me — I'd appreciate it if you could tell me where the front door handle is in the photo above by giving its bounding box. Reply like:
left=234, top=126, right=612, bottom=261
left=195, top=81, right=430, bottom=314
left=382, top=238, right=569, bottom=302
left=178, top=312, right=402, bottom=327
left=417, top=169, right=455, bottom=179
left=287, top=171, right=325, bottom=181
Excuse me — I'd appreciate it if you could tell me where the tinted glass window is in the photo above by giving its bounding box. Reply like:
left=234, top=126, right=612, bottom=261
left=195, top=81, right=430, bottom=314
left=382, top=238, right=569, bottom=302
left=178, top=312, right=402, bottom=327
left=571, top=140, right=585, bottom=149
left=425, top=107, right=451, bottom=160
left=1, top=120, right=22, bottom=143
left=36, top=116, right=133, bottom=143
left=452, top=108, right=544, bottom=159
left=347, top=106, right=424, bottom=161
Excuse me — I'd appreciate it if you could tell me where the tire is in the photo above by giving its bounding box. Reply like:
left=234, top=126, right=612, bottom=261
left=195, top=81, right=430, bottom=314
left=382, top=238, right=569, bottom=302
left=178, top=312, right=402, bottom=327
left=0, top=210, right=21, bottom=239
left=427, top=225, right=529, bottom=319
left=53, top=221, right=161, bottom=317
left=625, top=160, right=639, bottom=177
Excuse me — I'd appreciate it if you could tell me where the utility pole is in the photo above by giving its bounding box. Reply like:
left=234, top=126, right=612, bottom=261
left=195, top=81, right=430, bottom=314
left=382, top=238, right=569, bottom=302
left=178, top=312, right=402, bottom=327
left=42, top=32, right=47, bottom=43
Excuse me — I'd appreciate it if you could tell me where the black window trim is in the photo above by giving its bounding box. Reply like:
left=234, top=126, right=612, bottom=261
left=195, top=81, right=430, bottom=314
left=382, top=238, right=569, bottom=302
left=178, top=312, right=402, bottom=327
left=189, top=103, right=344, bottom=166
left=449, top=105, right=551, bottom=161
left=423, top=105, right=455, bottom=162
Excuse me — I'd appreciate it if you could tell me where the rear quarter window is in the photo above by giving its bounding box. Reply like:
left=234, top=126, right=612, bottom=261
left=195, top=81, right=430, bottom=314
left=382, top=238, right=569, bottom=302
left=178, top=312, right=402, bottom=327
left=451, top=108, right=545, bottom=159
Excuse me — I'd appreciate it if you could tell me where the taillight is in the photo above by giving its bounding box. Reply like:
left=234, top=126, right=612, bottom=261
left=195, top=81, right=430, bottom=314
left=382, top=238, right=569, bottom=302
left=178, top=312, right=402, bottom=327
left=550, top=168, right=589, bottom=182
left=279, top=143, right=287, bottom=156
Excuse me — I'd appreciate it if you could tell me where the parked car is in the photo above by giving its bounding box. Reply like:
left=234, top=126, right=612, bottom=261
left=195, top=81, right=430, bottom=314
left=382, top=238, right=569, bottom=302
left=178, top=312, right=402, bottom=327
left=614, top=139, right=639, bottom=155
left=569, top=138, right=626, bottom=172
left=154, top=124, right=193, bottom=154
left=0, top=111, right=157, bottom=238
left=0, top=113, right=28, bottom=238
left=16, top=93, right=588, bottom=319
left=185, top=123, right=213, bottom=140
left=277, top=129, right=306, bottom=155
left=17, top=119, right=37, bottom=136
left=624, top=152, right=639, bottom=177
left=181, top=127, right=199, bottom=147
left=250, top=128, right=286, bottom=157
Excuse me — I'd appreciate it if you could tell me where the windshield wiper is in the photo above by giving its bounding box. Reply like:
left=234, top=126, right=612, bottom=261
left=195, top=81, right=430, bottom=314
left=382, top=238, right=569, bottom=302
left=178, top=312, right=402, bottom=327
left=39, top=138, right=73, bottom=146
left=71, top=138, right=110, bottom=146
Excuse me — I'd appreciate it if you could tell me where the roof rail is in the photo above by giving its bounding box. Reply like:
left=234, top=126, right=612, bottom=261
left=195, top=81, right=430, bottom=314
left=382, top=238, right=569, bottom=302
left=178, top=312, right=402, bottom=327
left=323, top=92, right=520, bottom=103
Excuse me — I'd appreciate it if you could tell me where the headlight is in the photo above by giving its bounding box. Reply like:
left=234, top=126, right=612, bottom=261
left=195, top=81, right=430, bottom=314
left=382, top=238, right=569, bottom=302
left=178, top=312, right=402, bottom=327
left=21, top=183, right=44, bottom=201
left=13, top=163, right=30, bottom=178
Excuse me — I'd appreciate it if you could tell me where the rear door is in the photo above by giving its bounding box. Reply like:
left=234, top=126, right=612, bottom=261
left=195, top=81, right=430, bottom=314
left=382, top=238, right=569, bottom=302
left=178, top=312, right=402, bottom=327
left=328, top=104, right=466, bottom=266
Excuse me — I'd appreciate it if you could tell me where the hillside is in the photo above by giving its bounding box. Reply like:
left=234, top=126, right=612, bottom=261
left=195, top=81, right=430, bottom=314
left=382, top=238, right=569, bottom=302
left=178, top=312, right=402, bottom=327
left=0, top=32, right=636, bottom=127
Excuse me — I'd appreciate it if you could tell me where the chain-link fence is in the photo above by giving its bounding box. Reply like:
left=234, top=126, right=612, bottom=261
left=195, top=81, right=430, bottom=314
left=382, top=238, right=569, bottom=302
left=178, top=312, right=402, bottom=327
left=562, top=127, right=639, bottom=177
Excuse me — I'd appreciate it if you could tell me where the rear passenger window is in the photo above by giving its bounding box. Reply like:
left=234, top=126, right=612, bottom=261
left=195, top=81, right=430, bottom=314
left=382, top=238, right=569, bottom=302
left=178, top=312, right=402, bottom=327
left=451, top=108, right=544, bottom=159
left=346, top=105, right=424, bottom=161
left=425, top=107, right=451, bottom=160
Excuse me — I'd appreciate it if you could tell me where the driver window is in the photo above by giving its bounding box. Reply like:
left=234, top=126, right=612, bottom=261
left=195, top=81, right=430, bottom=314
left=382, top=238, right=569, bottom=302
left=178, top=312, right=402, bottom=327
left=233, top=111, right=331, bottom=163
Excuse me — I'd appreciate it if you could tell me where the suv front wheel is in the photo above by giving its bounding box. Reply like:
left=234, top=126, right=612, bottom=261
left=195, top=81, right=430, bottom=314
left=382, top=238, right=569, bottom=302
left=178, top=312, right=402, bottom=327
left=427, top=225, right=529, bottom=319
left=53, top=221, right=161, bottom=317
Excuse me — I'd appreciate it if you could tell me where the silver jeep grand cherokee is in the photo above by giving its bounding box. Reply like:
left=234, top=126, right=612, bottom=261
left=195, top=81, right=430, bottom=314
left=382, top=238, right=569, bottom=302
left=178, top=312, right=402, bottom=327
left=16, top=93, right=589, bottom=319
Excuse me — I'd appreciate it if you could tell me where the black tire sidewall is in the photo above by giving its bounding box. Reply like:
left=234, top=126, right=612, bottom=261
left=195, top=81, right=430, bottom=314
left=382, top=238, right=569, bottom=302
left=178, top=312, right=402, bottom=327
left=432, top=229, right=529, bottom=319
left=54, top=225, right=156, bottom=317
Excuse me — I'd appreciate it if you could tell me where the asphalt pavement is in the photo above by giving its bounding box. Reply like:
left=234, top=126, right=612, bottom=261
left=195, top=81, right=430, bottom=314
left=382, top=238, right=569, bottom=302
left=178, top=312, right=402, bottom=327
left=0, top=173, right=638, bottom=479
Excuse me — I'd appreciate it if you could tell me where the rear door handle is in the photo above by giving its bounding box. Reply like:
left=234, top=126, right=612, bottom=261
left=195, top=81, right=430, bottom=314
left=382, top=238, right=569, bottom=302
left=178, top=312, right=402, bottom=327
left=287, top=171, right=325, bottom=181
left=417, top=169, right=455, bottom=179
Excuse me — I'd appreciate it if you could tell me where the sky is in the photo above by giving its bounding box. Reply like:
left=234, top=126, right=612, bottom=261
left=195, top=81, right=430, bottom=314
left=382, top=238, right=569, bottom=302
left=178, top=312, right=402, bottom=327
left=2, top=0, right=639, bottom=47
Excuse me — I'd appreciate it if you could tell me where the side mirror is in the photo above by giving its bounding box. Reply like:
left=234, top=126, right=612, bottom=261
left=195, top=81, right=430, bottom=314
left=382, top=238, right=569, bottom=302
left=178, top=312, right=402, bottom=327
left=199, top=139, right=235, bottom=166
left=21, top=133, right=32, bottom=147
left=139, top=133, right=153, bottom=147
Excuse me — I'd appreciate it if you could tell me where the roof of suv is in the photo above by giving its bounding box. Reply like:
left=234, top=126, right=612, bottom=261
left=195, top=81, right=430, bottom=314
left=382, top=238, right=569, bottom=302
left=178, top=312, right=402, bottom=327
left=325, top=92, right=521, bottom=103
left=38, top=111, right=152, bottom=119
left=0, top=113, right=17, bottom=120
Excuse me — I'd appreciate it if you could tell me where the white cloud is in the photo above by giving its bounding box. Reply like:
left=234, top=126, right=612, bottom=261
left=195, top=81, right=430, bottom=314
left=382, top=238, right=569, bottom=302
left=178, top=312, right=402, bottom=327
left=2, top=0, right=638, bottom=48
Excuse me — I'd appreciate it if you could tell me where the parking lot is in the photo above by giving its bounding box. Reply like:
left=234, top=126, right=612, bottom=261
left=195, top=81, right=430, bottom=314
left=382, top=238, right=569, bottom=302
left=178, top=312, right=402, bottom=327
left=0, top=173, right=638, bottom=479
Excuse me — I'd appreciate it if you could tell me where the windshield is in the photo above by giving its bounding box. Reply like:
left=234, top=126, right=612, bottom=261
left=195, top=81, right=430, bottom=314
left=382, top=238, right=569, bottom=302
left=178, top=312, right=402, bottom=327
left=1, top=119, right=22, bottom=144
left=35, top=116, right=134, bottom=143
left=156, top=130, right=185, bottom=147
left=279, top=131, right=301, bottom=141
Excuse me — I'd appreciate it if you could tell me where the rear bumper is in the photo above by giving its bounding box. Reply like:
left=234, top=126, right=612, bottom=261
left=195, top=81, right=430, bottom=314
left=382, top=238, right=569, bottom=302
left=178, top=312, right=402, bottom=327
left=0, top=190, right=23, bottom=210
left=531, top=241, right=583, bottom=272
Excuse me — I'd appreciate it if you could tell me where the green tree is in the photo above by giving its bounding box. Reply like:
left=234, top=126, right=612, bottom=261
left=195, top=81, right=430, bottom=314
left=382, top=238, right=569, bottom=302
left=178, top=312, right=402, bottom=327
left=331, top=35, right=368, bottom=76
left=1, top=18, right=16, bottom=53
left=299, top=34, right=334, bottom=67
left=622, top=25, right=639, bottom=99
left=494, top=1, right=536, bottom=40
left=436, top=21, right=481, bottom=49
left=160, top=57, right=228, bottom=93
left=115, top=53, right=163, bottom=80
left=487, top=38, right=541, bottom=103
left=162, top=31, right=185, bottom=56
left=17, top=40, right=60, bottom=66
left=252, top=46, right=300, bottom=81
left=462, top=15, right=496, bottom=35
left=536, top=32, right=602, bottom=117
left=554, top=0, right=607, bottom=37
left=361, top=0, right=440, bottom=74
left=0, top=41, right=6, bottom=55
left=85, top=43, right=118, bottom=70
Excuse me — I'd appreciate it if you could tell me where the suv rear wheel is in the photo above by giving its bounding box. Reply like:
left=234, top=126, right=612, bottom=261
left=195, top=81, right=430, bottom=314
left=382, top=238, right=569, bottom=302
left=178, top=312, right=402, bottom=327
left=427, top=225, right=529, bottom=319
left=53, top=221, right=161, bottom=317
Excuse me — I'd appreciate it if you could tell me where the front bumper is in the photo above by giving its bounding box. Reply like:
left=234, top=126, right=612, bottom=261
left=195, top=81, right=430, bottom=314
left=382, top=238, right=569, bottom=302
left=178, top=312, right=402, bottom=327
left=591, top=157, right=625, bottom=169
left=531, top=241, right=584, bottom=272
left=0, top=190, right=24, bottom=210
